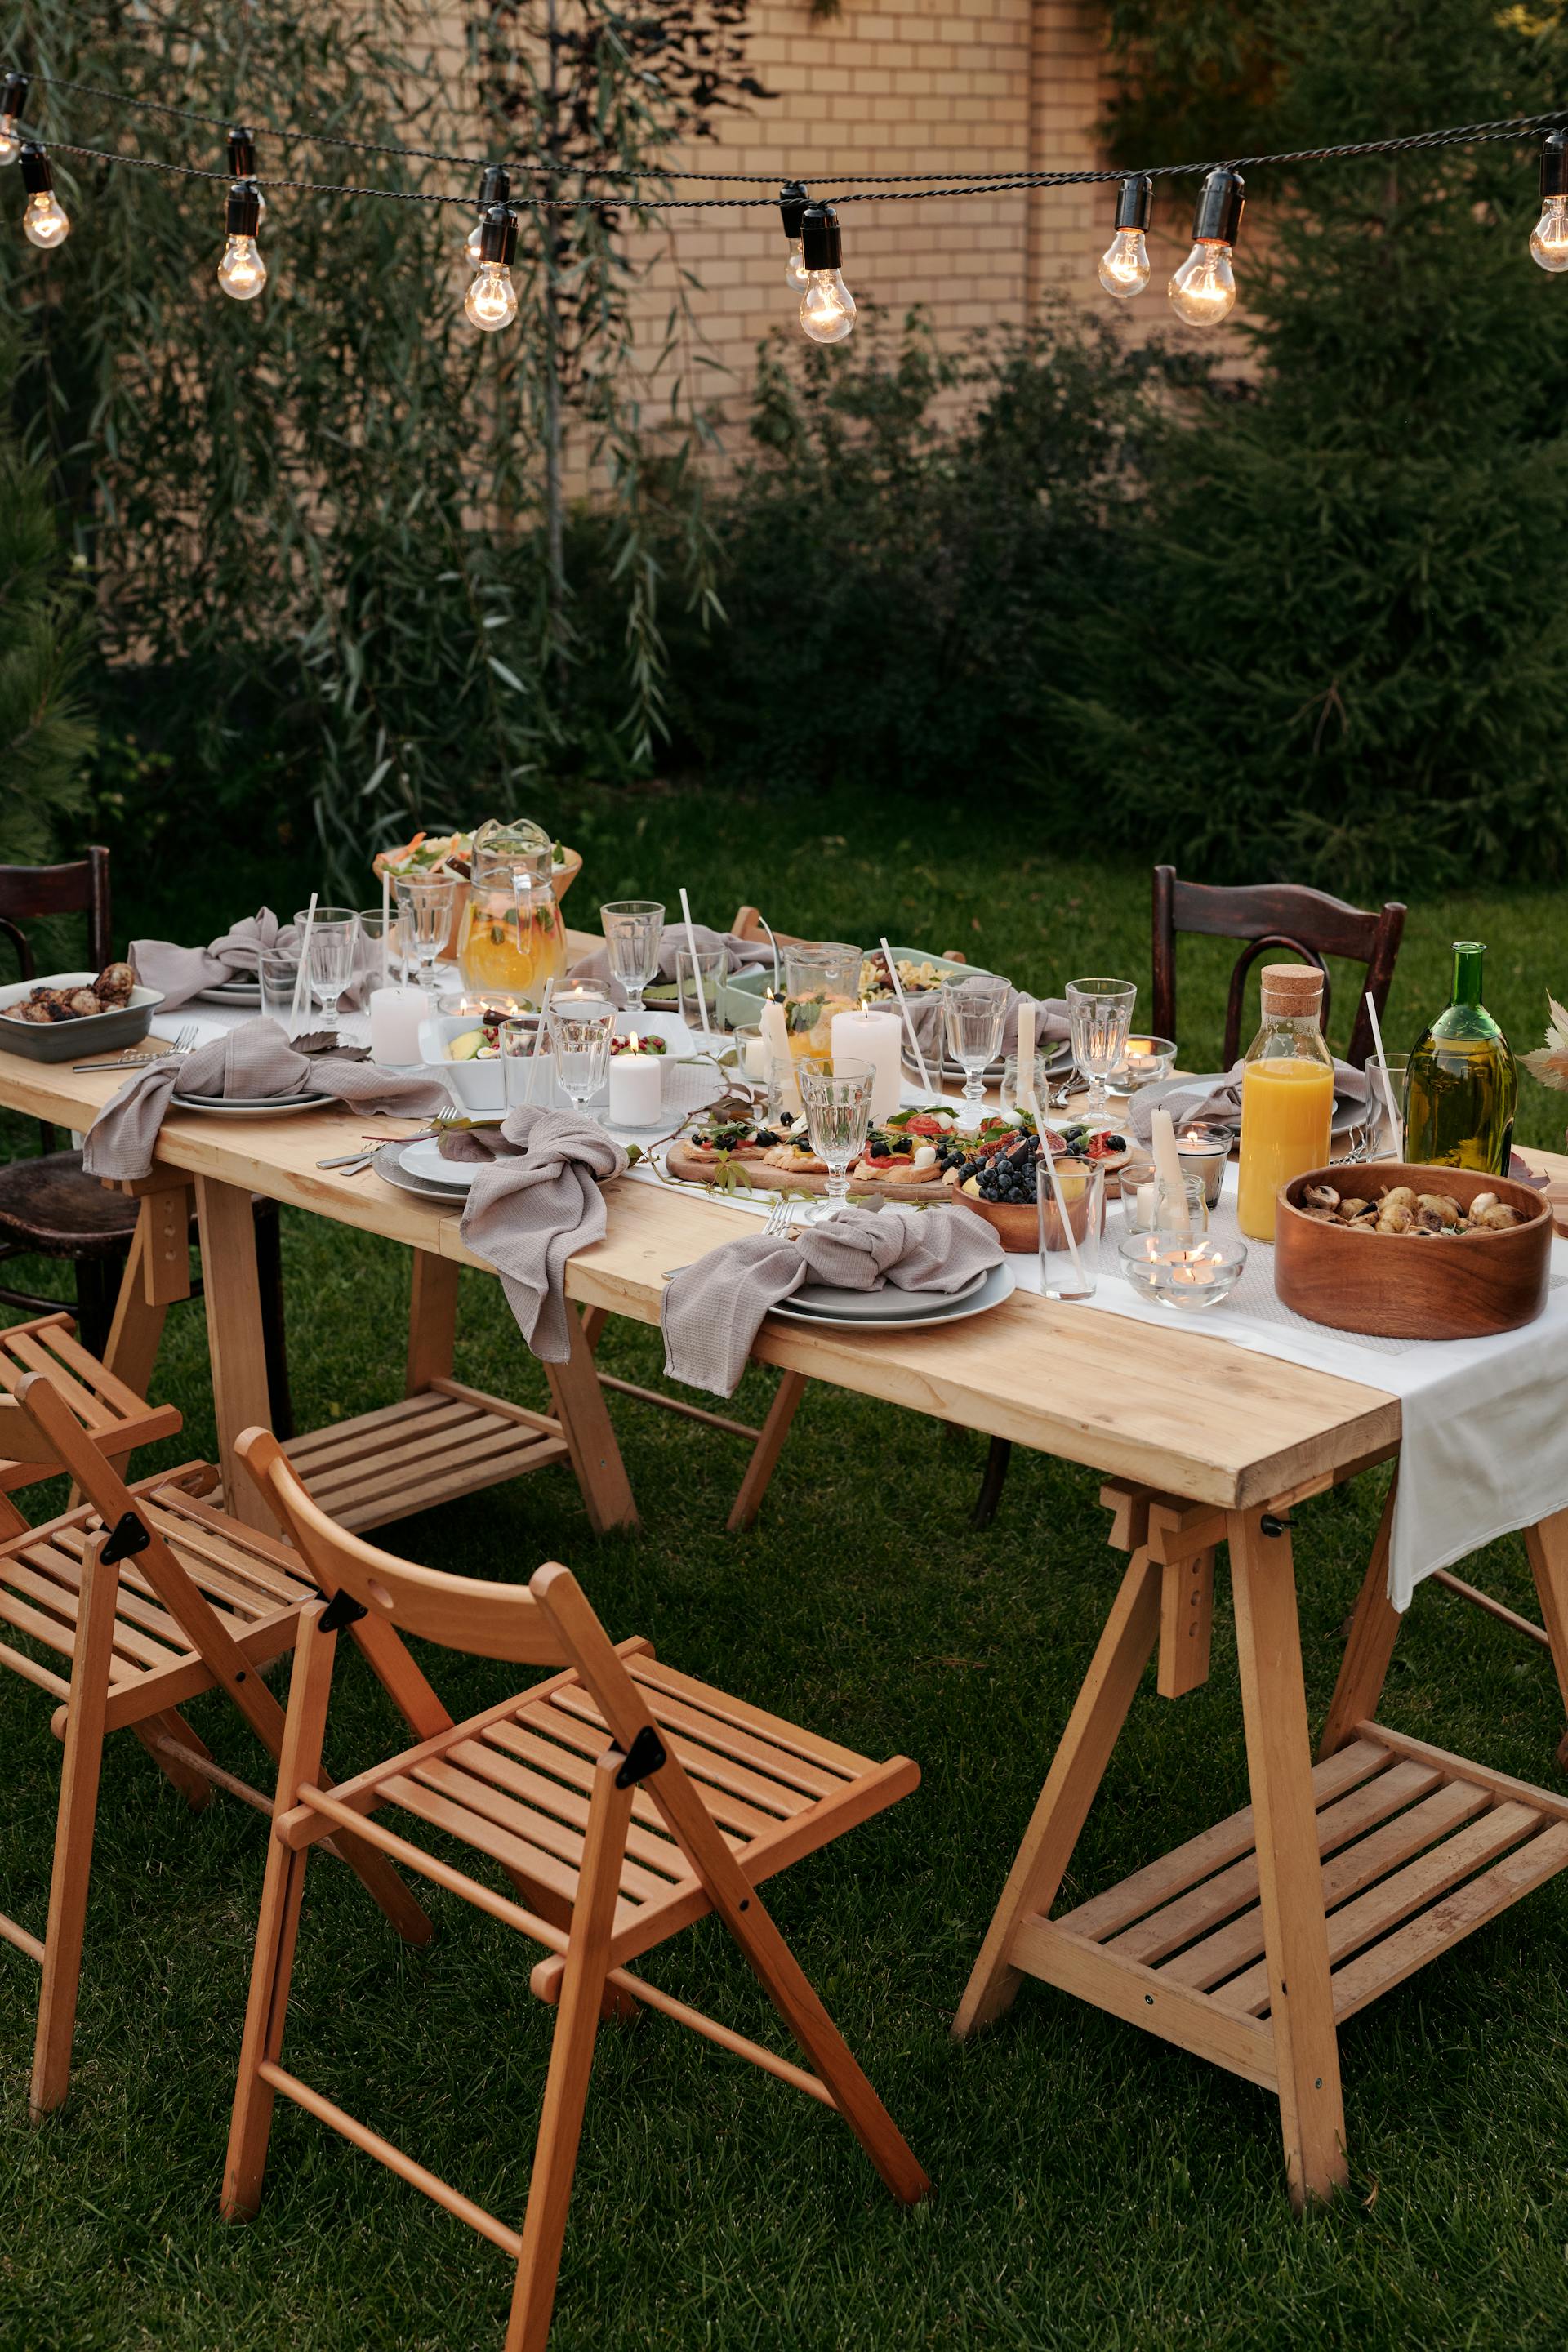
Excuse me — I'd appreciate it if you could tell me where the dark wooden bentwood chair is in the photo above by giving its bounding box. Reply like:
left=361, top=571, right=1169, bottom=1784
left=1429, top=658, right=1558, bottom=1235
left=0, top=849, right=292, bottom=1431
left=225, top=1426, right=927, bottom=2352
left=969, top=866, right=1408, bottom=1532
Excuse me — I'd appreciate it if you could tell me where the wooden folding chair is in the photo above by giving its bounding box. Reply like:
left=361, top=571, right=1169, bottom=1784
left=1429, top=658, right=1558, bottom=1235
left=0, top=1354, right=434, bottom=2119
left=225, top=1427, right=929, bottom=2352
left=0, top=1311, right=183, bottom=1531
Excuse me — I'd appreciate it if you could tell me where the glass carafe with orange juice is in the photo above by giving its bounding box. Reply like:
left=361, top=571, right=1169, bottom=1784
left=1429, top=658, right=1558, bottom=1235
left=1236, top=963, right=1335, bottom=1242
left=456, top=818, right=567, bottom=1008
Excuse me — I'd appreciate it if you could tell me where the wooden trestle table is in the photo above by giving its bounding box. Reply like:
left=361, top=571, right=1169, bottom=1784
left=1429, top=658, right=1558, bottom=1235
left=5, top=925, right=1568, bottom=2210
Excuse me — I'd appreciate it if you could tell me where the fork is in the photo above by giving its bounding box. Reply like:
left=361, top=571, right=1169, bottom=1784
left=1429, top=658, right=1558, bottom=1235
left=75, top=1020, right=199, bottom=1074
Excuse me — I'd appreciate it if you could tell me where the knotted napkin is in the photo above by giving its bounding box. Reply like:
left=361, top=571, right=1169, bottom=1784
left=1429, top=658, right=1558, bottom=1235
left=902, top=986, right=1069, bottom=1067
left=568, top=921, right=773, bottom=1008
left=662, top=1205, right=1004, bottom=1397
left=82, top=1021, right=448, bottom=1182
left=452, top=1102, right=628, bottom=1363
left=1127, top=1059, right=1367, bottom=1143
left=131, top=907, right=381, bottom=1013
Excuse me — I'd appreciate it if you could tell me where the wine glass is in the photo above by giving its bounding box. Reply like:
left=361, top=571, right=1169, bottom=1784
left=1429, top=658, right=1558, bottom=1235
left=799, top=1059, right=873, bottom=1221
left=547, top=997, right=617, bottom=1118
left=395, top=875, right=457, bottom=995
left=1067, top=978, right=1137, bottom=1120
left=941, top=974, right=1010, bottom=1122
left=295, top=906, right=359, bottom=1036
left=600, top=899, right=666, bottom=1015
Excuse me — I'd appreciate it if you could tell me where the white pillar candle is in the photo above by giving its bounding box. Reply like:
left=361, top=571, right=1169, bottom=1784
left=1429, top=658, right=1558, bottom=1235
left=829, top=1004, right=903, bottom=1123
left=369, top=985, right=429, bottom=1066
left=740, top=1029, right=770, bottom=1079
left=759, top=991, right=791, bottom=1071
left=1149, top=1106, right=1192, bottom=1236
left=608, top=1044, right=662, bottom=1128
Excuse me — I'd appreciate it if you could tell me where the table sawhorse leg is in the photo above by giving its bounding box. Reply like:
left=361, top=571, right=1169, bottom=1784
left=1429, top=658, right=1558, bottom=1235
left=194, top=1174, right=275, bottom=1532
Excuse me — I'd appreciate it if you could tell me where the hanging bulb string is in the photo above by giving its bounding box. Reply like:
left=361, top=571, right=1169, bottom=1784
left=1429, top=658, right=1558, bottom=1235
left=14, top=70, right=1568, bottom=197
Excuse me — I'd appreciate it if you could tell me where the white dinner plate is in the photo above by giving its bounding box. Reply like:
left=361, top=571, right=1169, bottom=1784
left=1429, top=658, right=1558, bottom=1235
left=372, top=1141, right=470, bottom=1203
left=176, top=1089, right=336, bottom=1117
left=766, top=1259, right=1015, bottom=1332
left=401, top=1136, right=483, bottom=1191
left=787, top=1263, right=991, bottom=1320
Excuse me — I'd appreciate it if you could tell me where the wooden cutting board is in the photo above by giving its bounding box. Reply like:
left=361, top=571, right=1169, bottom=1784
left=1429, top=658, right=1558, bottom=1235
left=664, top=1138, right=951, bottom=1205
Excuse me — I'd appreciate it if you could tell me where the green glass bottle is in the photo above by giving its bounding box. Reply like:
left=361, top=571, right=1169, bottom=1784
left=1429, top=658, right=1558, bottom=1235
left=1405, top=941, right=1517, bottom=1174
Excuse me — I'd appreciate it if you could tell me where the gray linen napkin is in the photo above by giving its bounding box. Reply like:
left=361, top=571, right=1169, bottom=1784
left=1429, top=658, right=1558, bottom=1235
left=457, top=1103, right=628, bottom=1363
left=82, top=1020, right=448, bottom=1182
left=1127, top=1058, right=1367, bottom=1142
left=904, top=987, right=1069, bottom=1067
left=568, top=922, right=773, bottom=1006
left=131, top=907, right=382, bottom=1013
left=662, top=1205, right=1004, bottom=1398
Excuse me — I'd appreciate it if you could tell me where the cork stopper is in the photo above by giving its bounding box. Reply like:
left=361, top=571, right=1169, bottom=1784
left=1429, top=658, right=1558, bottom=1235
left=1259, top=962, right=1324, bottom=1017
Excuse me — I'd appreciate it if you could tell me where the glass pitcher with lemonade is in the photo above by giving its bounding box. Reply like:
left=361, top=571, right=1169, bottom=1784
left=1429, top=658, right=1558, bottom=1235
left=1236, top=963, right=1335, bottom=1242
left=456, top=817, right=567, bottom=1008
left=782, top=942, right=862, bottom=1058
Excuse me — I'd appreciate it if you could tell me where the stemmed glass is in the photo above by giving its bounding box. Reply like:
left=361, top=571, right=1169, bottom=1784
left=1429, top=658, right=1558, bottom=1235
left=295, top=906, right=359, bottom=1036
left=1067, top=978, right=1138, bottom=1120
left=942, top=974, right=1010, bottom=1122
left=395, top=875, right=457, bottom=995
left=800, top=1059, right=873, bottom=1221
left=600, top=900, right=666, bottom=1015
left=547, top=997, right=618, bottom=1118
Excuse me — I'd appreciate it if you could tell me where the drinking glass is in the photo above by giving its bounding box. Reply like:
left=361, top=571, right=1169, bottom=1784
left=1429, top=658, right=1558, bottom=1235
left=498, top=1013, right=550, bottom=1109
left=547, top=998, right=617, bottom=1116
left=675, top=947, right=729, bottom=1039
left=799, top=1059, right=873, bottom=1220
left=942, top=974, right=1010, bottom=1120
left=1036, top=1156, right=1105, bottom=1301
left=295, top=906, right=359, bottom=1035
left=1119, top=1173, right=1209, bottom=1238
left=358, top=907, right=408, bottom=987
left=1361, top=1052, right=1410, bottom=1164
left=1067, top=978, right=1138, bottom=1120
left=600, top=899, right=666, bottom=1015
left=258, top=951, right=305, bottom=1039
left=1002, top=1051, right=1061, bottom=1120
left=396, top=875, right=458, bottom=995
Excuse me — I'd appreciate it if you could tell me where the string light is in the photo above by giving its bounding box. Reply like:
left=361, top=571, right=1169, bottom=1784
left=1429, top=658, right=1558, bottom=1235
left=465, top=203, right=518, bottom=331
left=0, top=73, right=27, bottom=167
left=778, top=178, right=808, bottom=291
left=19, top=144, right=68, bottom=247
left=798, top=200, right=855, bottom=344
left=227, top=125, right=265, bottom=220
left=1531, top=129, right=1568, bottom=273
left=1098, top=172, right=1152, bottom=298
left=465, top=163, right=510, bottom=264
left=217, top=177, right=265, bottom=299
left=1168, top=166, right=1244, bottom=328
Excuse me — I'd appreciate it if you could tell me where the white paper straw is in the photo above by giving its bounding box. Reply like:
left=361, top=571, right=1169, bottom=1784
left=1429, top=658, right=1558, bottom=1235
left=679, top=886, right=711, bottom=1044
left=1016, top=993, right=1040, bottom=1125
left=1365, top=988, right=1400, bottom=1152
left=380, top=867, right=390, bottom=994
left=756, top=912, right=782, bottom=995
left=290, top=891, right=318, bottom=1027
left=880, top=934, right=933, bottom=1096
left=1038, top=1129, right=1089, bottom=1294
left=526, top=977, right=555, bottom=1106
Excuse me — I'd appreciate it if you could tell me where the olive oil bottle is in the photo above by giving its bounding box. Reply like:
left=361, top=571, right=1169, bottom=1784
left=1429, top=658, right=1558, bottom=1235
left=1405, top=941, right=1517, bottom=1174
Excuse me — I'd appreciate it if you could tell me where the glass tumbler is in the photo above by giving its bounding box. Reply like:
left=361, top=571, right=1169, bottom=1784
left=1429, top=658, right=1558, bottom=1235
left=1361, top=1052, right=1410, bottom=1165
left=942, top=973, right=1011, bottom=1120
left=600, top=900, right=666, bottom=1015
left=675, top=947, right=729, bottom=1039
left=1120, top=1173, right=1209, bottom=1237
left=1067, top=978, right=1138, bottom=1120
left=800, top=1059, right=873, bottom=1219
left=258, top=951, right=306, bottom=1039
left=295, top=906, right=359, bottom=1034
left=547, top=998, right=617, bottom=1116
left=358, top=907, right=408, bottom=988
left=1036, top=1155, right=1105, bottom=1301
left=498, top=1013, right=550, bottom=1109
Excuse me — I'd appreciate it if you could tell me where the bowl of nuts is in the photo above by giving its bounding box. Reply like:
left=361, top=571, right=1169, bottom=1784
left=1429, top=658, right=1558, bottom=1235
left=1273, top=1161, right=1552, bottom=1339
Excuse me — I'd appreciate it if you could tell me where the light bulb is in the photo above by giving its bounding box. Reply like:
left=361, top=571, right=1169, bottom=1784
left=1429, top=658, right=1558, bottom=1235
left=1168, top=239, right=1236, bottom=328
left=218, top=234, right=267, bottom=300
left=22, top=189, right=68, bottom=250
left=466, top=216, right=486, bottom=265
left=466, top=260, right=519, bottom=332
left=800, top=269, right=856, bottom=345
left=0, top=123, right=19, bottom=170
left=785, top=235, right=808, bottom=292
left=1098, top=226, right=1151, bottom=299
left=1531, top=192, right=1568, bottom=274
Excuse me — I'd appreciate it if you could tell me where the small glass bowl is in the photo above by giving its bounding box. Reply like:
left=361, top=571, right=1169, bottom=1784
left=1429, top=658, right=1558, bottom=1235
left=1111, top=1036, right=1177, bottom=1092
left=1117, top=1229, right=1247, bottom=1311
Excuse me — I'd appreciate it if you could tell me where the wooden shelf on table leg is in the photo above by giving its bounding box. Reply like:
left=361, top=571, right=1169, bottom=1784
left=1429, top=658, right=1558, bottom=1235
left=283, top=1379, right=570, bottom=1534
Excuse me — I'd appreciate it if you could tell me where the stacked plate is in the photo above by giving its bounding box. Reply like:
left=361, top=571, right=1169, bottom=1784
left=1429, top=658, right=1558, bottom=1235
left=178, top=1088, right=335, bottom=1118
left=194, top=974, right=263, bottom=1008
left=768, top=1259, right=1015, bottom=1332
left=372, top=1137, right=477, bottom=1202
left=904, top=1039, right=1073, bottom=1089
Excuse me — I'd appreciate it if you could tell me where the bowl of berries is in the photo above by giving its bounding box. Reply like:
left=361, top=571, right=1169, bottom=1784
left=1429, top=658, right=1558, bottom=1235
left=950, top=1132, right=1096, bottom=1253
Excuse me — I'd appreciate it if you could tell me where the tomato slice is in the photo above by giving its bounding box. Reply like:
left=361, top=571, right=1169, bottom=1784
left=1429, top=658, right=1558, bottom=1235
left=905, top=1114, right=947, bottom=1137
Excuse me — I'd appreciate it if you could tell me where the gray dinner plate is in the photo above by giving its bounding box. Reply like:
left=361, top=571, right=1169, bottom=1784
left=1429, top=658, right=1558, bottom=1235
left=788, top=1263, right=991, bottom=1320
left=372, top=1140, right=470, bottom=1202
left=177, top=1089, right=336, bottom=1116
left=768, top=1259, right=1015, bottom=1332
left=194, top=978, right=262, bottom=1006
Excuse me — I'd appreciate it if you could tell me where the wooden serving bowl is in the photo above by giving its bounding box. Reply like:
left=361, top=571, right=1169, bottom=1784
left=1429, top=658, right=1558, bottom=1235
left=952, top=1157, right=1098, bottom=1256
left=1273, top=1161, right=1552, bottom=1339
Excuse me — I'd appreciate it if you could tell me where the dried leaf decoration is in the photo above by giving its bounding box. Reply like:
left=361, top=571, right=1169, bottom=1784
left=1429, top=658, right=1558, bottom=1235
left=1522, top=994, right=1568, bottom=1092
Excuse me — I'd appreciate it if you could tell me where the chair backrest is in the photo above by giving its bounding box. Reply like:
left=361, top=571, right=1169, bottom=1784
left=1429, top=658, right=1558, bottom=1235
left=1150, top=866, right=1405, bottom=1070
left=0, top=847, right=114, bottom=1156
left=0, top=1316, right=182, bottom=1494
left=238, top=1427, right=572, bottom=1668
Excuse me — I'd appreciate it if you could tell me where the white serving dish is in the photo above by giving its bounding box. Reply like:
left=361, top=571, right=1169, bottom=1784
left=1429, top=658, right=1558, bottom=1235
left=0, top=972, right=165, bottom=1063
left=421, top=1005, right=697, bottom=1115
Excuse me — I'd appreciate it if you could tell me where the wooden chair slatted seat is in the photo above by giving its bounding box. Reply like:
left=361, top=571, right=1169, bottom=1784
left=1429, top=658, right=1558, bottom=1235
left=0, top=1343, right=438, bottom=2119
left=225, top=1425, right=928, bottom=2352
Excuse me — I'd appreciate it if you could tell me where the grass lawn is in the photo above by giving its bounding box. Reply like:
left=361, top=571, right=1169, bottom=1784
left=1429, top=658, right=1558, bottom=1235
left=6, top=788, right=1568, bottom=2351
